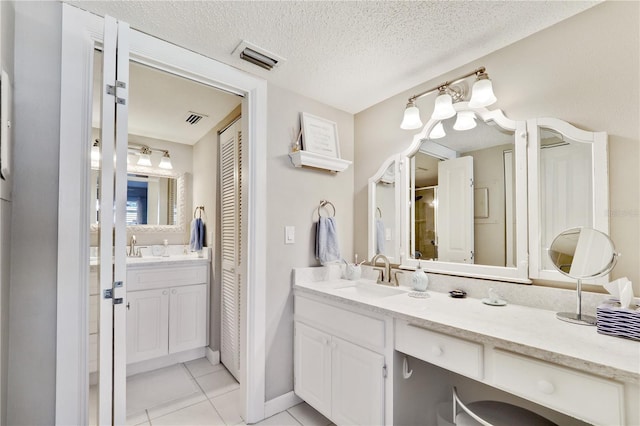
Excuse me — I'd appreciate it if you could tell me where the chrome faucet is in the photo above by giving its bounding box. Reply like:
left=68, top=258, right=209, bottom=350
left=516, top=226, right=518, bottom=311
left=129, top=235, right=138, bottom=257
left=371, top=254, right=392, bottom=285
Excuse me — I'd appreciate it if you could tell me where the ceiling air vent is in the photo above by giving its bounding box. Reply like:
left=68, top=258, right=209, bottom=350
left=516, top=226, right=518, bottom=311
left=232, top=40, right=286, bottom=71
left=184, top=111, right=208, bottom=125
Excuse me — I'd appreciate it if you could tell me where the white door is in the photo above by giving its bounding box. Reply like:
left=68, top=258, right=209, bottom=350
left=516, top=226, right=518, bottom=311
left=294, top=322, right=332, bottom=418
left=126, top=289, right=169, bottom=364
left=169, top=284, right=207, bottom=354
left=96, top=16, right=130, bottom=425
left=220, top=120, right=242, bottom=381
left=331, top=336, right=385, bottom=426
left=437, top=156, right=474, bottom=263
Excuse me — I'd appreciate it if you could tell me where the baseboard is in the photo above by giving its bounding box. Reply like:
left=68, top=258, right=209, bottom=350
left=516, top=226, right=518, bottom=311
left=127, top=347, right=205, bottom=376
left=264, top=391, right=303, bottom=418
left=206, top=347, right=220, bottom=365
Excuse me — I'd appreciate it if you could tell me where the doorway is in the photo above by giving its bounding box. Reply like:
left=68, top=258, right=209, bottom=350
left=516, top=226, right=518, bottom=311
left=57, top=5, right=267, bottom=425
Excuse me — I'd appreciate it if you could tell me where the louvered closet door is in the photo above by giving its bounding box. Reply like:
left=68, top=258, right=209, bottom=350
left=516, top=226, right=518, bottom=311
left=220, top=119, right=241, bottom=381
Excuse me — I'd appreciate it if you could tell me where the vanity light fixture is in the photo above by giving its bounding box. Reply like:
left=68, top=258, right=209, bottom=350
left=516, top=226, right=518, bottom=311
left=453, top=110, right=477, bottom=131
left=158, top=151, right=173, bottom=170
left=136, top=146, right=153, bottom=167
left=400, top=66, right=497, bottom=130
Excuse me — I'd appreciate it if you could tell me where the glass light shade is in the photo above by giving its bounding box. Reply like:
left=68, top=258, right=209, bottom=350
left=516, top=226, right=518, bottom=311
left=431, top=92, right=456, bottom=120
left=400, top=105, right=423, bottom=130
left=137, top=153, right=152, bottom=167
left=90, top=145, right=100, bottom=162
left=453, top=111, right=477, bottom=131
left=469, top=78, right=497, bottom=108
left=159, top=154, right=173, bottom=170
left=429, top=122, right=446, bottom=139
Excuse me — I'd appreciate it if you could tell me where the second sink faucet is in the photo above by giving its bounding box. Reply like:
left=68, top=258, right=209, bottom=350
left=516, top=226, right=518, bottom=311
left=129, top=235, right=138, bottom=257
left=371, top=253, right=392, bottom=285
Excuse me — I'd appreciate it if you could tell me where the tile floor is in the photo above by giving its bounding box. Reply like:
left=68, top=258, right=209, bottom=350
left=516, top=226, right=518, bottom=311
left=91, top=357, right=333, bottom=426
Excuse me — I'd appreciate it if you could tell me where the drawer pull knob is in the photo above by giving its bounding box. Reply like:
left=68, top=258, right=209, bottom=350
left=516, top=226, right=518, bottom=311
left=537, top=380, right=555, bottom=394
left=162, top=290, right=168, bottom=295
left=431, top=346, right=443, bottom=357
left=322, top=338, right=329, bottom=346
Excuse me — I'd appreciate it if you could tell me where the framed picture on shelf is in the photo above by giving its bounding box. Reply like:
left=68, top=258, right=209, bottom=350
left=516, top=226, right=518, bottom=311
left=300, top=112, right=340, bottom=158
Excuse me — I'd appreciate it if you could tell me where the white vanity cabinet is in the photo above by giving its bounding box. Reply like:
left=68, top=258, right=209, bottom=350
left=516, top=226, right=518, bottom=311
left=294, top=294, right=389, bottom=425
left=127, top=262, right=209, bottom=365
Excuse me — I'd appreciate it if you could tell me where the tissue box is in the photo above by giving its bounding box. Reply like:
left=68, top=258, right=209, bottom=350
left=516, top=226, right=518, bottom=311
left=596, top=299, right=640, bottom=341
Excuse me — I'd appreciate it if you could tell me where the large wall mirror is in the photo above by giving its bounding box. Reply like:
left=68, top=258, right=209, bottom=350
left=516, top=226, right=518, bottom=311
left=368, top=104, right=609, bottom=284
left=370, top=104, right=529, bottom=282
left=90, top=165, right=187, bottom=234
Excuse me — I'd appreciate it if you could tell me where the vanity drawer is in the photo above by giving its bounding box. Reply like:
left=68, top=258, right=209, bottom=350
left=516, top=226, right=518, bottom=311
left=395, top=321, right=483, bottom=380
left=127, top=264, right=208, bottom=291
left=492, top=350, right=624, bottom=425
left=295, top=295, right=385, bottom=350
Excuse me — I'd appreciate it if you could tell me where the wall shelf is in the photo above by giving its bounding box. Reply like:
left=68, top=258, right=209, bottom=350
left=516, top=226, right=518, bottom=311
left=289, top=150, right=352, bottom=173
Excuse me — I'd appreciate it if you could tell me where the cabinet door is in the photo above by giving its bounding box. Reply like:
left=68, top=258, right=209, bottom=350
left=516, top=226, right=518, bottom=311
left=294, top=322, right=332, bottom=418
left=331, top=336, right=385, bottom=426
left=169, top=284, right=207, bottom=354
left=127, top=289, right=169, bottom=364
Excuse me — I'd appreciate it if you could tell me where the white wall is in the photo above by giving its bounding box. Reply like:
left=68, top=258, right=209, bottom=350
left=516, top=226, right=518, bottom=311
left=0, top=2, right=14, bottom=424
left=265, top=83, right=354, bottom=400
left=354, top=1, right=640, bottom=292
left=7, top=2, right=61, bottom=424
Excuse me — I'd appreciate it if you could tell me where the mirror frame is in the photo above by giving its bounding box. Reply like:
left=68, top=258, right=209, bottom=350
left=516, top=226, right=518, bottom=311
left=527, top=117, right=609, bottom=283
left=369, top=103, right=530, bottom=283
left=90, top=167, right=188, bottom=234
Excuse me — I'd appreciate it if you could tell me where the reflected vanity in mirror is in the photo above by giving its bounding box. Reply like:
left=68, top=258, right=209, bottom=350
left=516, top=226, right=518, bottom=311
left=549, top=227, right=618, bottom=325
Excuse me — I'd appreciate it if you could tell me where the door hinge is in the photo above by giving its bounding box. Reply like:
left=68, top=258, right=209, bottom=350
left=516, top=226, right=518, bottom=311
left=470, top=250, right=474, bottom=260
left=106, top=81, right=127, bottom=105
left=382, top=364, right=388, bottom=378
left=470, top=178, right=474, bottom=187
left=103, top=282, right=124, bottom=305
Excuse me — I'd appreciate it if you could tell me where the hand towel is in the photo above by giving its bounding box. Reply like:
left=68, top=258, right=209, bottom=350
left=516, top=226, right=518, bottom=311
left=315, top=216, right=341, bottom=265
left=376, top=219, right=385, bottom=254
left=190, top=217, right=205, bottom=251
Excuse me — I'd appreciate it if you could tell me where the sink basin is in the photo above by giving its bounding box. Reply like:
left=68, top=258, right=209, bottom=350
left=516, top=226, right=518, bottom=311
left=334, top=281, right=406, bottom=299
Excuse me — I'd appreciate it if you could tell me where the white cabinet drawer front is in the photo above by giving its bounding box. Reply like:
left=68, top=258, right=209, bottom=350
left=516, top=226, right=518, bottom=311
left=395, top=321, right=483, bottom=380
left=493, top=350, right=624, bottom=425
left=127, top=265, right=207, bottom=291
left=295, top=296, right=385, bottom=349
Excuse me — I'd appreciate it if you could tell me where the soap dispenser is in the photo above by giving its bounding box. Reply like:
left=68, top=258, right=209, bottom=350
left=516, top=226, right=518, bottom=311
left=412, top=262, right=429, bottom=292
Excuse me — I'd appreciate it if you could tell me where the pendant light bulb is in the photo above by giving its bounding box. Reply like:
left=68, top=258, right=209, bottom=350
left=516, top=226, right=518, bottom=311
left=453, top=111, right=477, bottom=131
left=400, top=100, right=423, bottom=130
left=431, top=88, right=456, bottom=120
left=429, top=122, right=446, bottom=139
left=469, top=72, right=497, bottom=108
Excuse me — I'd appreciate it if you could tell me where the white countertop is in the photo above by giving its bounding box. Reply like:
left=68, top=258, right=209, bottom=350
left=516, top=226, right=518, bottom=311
left=294, top=278, right=640, bottom=384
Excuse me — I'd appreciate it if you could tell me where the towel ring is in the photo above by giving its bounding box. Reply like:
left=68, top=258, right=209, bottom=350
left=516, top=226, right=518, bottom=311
left=317, top=200, right=336, bottom=218
left=194, top=205, right=205, bottom=219
left=376, top=207, right=382, bottom=219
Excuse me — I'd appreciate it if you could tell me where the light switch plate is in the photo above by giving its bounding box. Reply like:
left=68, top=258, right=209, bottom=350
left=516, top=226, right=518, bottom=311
left=285, top=226, right=295, bottom=244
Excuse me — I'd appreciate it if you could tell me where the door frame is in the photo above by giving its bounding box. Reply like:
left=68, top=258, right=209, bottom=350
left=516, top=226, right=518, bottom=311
left=56, top=4, right=267, bottom=424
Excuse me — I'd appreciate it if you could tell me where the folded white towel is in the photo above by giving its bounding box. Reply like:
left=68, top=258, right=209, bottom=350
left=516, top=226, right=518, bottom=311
left=315, top=217, right=341, bottom=265
left=376, top=219, right=385, bottom=254
left=190, top=218, right=205, bottom=251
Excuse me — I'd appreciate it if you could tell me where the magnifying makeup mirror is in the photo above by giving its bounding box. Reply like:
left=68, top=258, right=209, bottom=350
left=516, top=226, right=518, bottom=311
left=548, top=227, right=619, bottom=325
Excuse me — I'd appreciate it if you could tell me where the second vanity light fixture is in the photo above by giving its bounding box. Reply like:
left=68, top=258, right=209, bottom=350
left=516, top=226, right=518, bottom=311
left=400, top=66, right=497, bottom=137
left=133, top=145, right=173, bottom=169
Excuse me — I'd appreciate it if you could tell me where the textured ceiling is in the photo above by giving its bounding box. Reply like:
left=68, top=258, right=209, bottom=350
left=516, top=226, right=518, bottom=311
left=70, top=1, right=599, bottom=114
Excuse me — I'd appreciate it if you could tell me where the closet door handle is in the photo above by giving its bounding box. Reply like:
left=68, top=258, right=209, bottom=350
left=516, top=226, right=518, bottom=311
left=162, top=290, right=168, bottom=296
left=171, top=289, right=177, bottom=295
